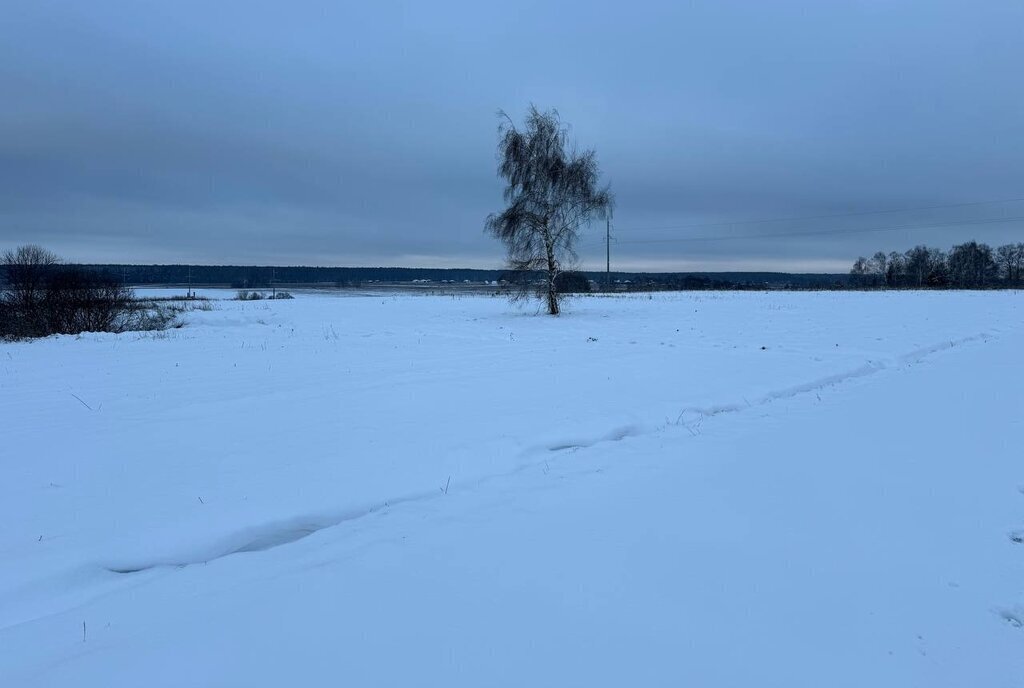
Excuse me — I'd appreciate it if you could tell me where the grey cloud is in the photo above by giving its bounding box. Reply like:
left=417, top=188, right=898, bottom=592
left=3, top=0, right=1023, bottom=270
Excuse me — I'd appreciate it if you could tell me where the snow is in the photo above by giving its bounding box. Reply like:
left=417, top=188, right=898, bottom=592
left=1, top=291, right=1021, bottom=686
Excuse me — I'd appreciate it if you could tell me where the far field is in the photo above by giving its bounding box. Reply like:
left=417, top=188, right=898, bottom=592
left=1, top=291, right=1021, bottom=687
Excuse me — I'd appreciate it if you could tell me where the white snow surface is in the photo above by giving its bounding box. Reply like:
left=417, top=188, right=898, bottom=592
left=1, top=291, right=1022, bottom=686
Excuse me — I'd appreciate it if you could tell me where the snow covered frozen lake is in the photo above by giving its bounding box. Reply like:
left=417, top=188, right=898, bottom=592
left=1, top=290, right=1022, bottom=686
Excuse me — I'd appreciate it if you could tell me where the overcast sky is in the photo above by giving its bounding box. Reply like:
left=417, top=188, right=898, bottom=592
left=3, top=1, right=1023, bottom=271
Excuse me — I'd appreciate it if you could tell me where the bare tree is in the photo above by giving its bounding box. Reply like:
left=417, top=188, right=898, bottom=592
left=1011, top=242, right=1023, bottom=285
left=885, top=251, right=905, bottom=287
left=1, top=244, right=60, bottom=337
left=904, top=245, right=931, bottom=287
left=849, top=256, right=870, bottom=287
left=996, top=243, right=1024, bottom=286
left=870, top=251, right=888, bottom=288
left=925, top=247, right=949, bottom=286
left=948, top=241, right=997, bottom=288
left=486, top=106, right=612, bottom=315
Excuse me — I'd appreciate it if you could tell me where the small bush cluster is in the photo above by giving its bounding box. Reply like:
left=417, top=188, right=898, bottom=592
left=236, top=290, right=294, bottom=301
left=1, top=245, right=178, bottom=340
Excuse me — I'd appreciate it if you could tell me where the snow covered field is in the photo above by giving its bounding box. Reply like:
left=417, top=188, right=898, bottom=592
left=1, top=291, right=1021, bottom=687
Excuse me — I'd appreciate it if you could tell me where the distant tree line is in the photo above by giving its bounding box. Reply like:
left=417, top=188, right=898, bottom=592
left=610, top=274, right=779, bottom=292
left=59, top=265, right=509, bottom=288
left=21, top=264, right=848, bottom=290
left=849, top=241, right=1024, bottom=289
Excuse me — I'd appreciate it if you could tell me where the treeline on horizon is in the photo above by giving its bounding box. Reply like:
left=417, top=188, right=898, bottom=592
left=4, top=246, right=1022, bottom=292
left=849, top=240, right=1023, bottom=289
left=34, top=265, right=843, bottom=291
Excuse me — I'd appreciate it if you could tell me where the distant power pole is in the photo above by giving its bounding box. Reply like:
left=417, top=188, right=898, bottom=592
left=605, top=217, right=611, bottom=292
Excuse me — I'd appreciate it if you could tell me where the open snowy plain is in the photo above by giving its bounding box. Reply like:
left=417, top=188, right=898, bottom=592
left=1, top=290, right=1021, bottom=686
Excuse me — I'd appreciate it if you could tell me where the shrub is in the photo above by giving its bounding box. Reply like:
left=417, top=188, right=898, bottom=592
left=0, top=301, right=13, bottom=338
left=1, top=246, right=170, bottom=339
left=42, top=268, right=134, bottom=335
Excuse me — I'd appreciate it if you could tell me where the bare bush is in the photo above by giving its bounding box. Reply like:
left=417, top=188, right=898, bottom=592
left=42, top=268, right=134, bottom=334
left=1, top=245, right=60, bottom=337
left=1, top=246, right=173, bottom=339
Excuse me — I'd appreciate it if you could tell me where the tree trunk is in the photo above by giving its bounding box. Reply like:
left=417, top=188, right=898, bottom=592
left=544, top=233, right=559, bottom=315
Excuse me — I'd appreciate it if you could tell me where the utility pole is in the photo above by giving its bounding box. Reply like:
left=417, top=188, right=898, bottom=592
left=605, top=217, right=611, bottom=292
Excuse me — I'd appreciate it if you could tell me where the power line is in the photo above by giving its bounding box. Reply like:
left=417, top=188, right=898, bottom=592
left=610, top=215, right=1024, bottom=245
left=616, top=196, right=1024, bottom=234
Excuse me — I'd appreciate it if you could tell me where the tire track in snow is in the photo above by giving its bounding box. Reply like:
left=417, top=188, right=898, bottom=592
left=546, top=425, right=641, bottom=452
left=1002, top=488, right=1024, bottom=629
left=104, top=490, right=438, bottom=574
left=105, top=332, right=993, bottom=575
left=671, top=332, right=991, bottom=432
